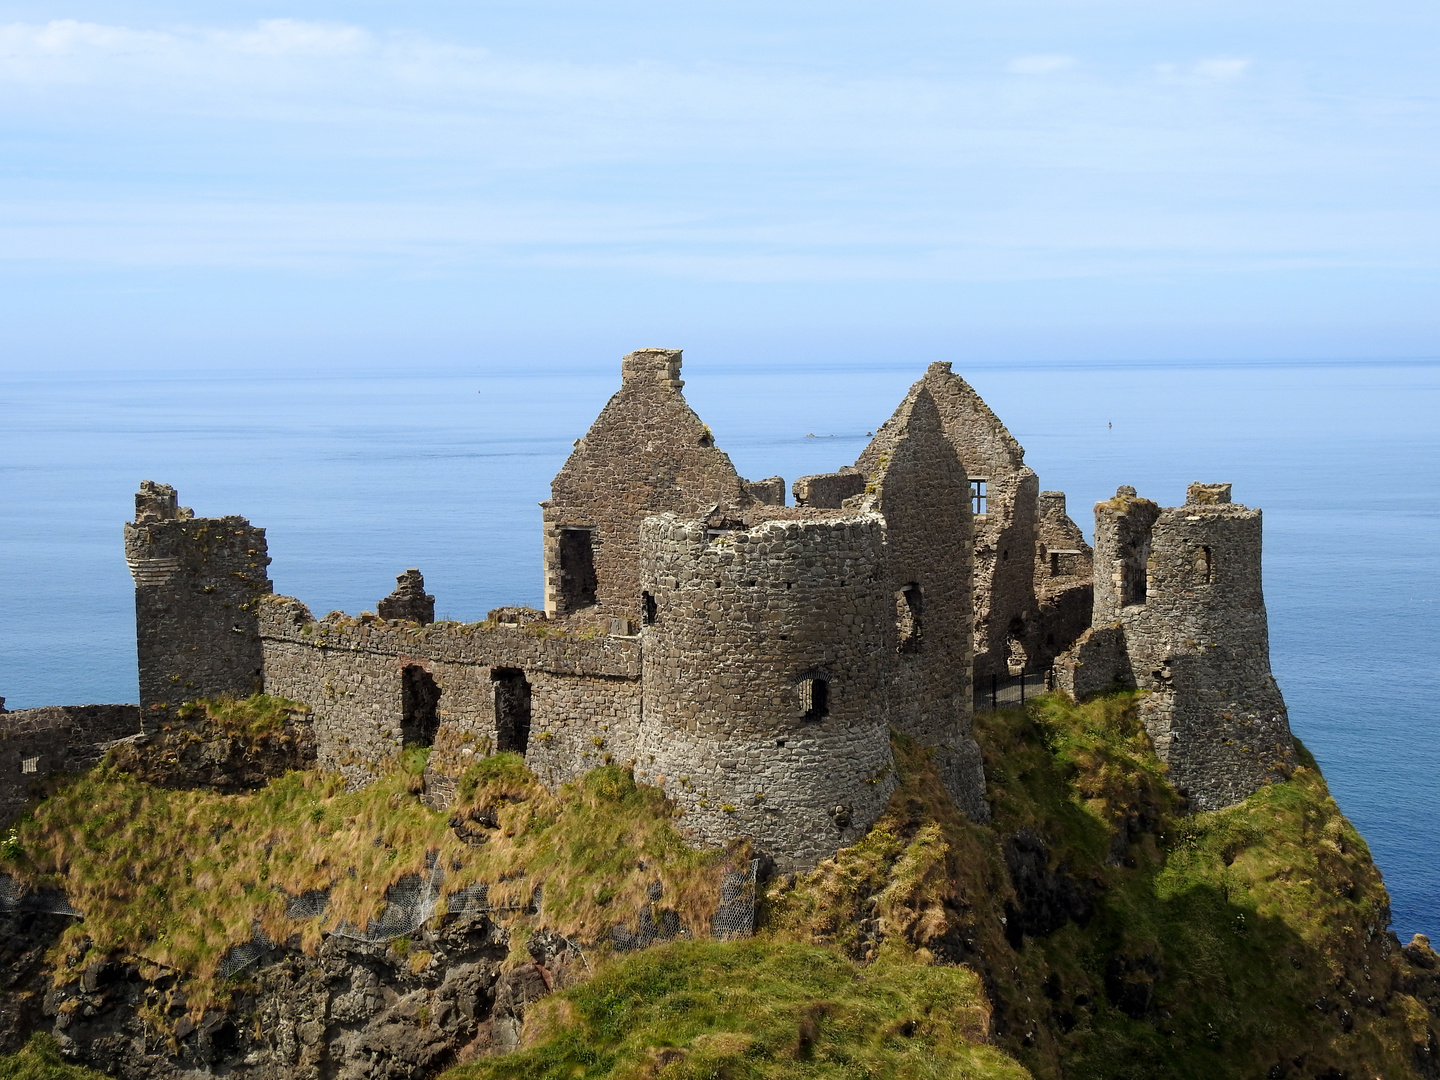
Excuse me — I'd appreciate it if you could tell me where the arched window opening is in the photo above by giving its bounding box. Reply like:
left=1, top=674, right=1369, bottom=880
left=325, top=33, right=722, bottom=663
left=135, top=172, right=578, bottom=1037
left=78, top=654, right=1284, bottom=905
left=1194, top=545, right=1213, bottom=585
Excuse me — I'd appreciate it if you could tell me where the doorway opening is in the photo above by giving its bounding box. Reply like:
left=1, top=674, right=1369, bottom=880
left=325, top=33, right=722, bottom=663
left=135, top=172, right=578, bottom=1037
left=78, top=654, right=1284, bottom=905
left=493, top=668, right=532, bottom=756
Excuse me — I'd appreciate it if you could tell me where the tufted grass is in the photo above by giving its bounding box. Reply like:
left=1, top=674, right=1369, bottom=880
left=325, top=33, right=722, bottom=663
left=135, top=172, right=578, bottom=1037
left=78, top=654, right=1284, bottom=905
left=449, top=939, right=1032, bottom=1080
left=0, top=700, right=736, bottom=1008
left=0, top=1034, right=108, bottom=1079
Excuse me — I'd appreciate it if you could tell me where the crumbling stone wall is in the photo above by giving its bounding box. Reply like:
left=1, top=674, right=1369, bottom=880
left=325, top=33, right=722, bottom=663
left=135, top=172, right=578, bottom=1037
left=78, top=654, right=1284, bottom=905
left=0, top=706, right=141, bottom=826
left=857, top=362, right=1042, bottom=684
left=635, top=512, right=898, bottom=870
left=376, top=569, right=435, bottom=624
left=791, top=467, right=865, bottom=508
left=1033, top=491, right=1096, bottom=671
left=543, top=349, right=754, bottom=621
left=849, top=388, right=988, bottom=821
left=743, top=477, right=786, bottom=506
left=258, top=597, right=641, bottom=795
left=123, top=482, right=272, bottom=716
left=1055, top=483, right=1295, bottom=810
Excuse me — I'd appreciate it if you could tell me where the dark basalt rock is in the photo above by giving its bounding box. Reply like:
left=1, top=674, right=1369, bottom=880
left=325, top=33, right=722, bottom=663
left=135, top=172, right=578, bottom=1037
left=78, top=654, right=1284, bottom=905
left=1001, top=830, right=1096, bottom=948
left=32, top=907, right=584, bottom=1079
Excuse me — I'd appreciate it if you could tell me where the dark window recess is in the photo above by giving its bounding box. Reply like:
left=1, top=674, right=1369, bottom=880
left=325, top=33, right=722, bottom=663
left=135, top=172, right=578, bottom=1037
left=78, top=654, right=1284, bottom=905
left=896, top=583, right=923, bottom=653
left=642, top=590, right=657, bottom=625
left=799, top=677, right=829, bottom=722
left=1195, top=545, right=1213, bottom=584
left=401, top=666, right=442, bottom=748
left=971, top=478, right=987, bottom=515
left=493, top=668, right=532, bottom=755
left=559, top=528, right=598, bottom=610
left=1122, top=541, right=1150, bottom=606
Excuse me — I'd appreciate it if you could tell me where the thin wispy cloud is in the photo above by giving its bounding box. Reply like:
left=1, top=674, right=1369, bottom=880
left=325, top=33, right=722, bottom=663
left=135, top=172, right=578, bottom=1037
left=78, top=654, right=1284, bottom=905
left=0, top=15, right=1433, bottom=286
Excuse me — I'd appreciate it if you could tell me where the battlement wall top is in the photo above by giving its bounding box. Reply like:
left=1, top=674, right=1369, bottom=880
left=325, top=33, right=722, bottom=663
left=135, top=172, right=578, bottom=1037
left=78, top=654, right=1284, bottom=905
left=257, top=594, right=641, bottom=679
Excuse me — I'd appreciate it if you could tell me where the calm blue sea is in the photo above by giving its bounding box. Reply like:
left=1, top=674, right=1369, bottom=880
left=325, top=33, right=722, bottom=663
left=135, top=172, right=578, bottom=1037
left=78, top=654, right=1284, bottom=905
left=2, top=358, right=1437, bottom=939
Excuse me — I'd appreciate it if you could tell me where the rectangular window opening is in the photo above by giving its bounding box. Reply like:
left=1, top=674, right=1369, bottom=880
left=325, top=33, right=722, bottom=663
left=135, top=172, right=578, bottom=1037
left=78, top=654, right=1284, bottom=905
left=970, top=479, right=987, bottom=516
left=492, top=668, right=532, bottom=756
left=558, top=528, right=598, bottom=610
left=401, top=665, right=442, bottom=748
left=20, top=756, right=39, bottom=775
left=799, top=677, right=830, bottom=722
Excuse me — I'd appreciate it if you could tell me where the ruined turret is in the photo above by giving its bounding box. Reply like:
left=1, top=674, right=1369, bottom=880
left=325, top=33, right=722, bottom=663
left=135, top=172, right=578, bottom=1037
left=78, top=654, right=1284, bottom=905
left=123, top=482, right=272, bottom=715
left=1056, top=482, right=1296, bottom=810
left=377, top=569, right=435, bottom=624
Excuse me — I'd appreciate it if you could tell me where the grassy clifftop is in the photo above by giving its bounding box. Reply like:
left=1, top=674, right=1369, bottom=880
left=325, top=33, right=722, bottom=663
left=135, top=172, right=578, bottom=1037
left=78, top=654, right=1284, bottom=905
left=3, top=691, right=1437, bottom=1079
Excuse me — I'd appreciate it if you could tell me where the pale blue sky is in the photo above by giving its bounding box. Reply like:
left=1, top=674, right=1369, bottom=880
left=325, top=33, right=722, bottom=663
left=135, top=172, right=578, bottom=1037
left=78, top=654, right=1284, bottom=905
left=1, top=1, right=1437, bottom=371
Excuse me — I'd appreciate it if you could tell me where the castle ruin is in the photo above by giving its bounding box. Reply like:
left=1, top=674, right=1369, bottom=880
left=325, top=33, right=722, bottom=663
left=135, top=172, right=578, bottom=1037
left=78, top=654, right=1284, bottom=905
left=2, top=349, right=1296, bottom=864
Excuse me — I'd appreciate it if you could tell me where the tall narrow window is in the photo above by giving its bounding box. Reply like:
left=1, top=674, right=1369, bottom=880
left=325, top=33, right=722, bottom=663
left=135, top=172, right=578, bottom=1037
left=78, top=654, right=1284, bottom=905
left=641, top=590, right=657, bottom=625
left=492, top=668, right=532, bottom=755
left=896, top=583, right=922, bottom=653
left=971, top=479, right=987, bottom=515
left=1194, top=545, right=1213, bottom=584
left=559, top=528, right=598, bottom=610
left=798, top=677, right=830, bottom=722
left=1121, top=540, right=1150, bottom=606
left=401, top=665, right=442, bottom=748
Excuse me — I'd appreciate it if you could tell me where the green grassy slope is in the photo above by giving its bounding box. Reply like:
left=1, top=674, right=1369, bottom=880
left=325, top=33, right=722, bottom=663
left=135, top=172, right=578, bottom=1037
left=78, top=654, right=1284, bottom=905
left=4, top=691, right=1436, bottom=1080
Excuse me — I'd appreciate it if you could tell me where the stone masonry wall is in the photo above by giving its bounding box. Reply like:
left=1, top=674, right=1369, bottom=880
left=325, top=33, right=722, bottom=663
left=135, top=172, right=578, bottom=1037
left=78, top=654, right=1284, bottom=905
left=0, top=706, right=141, bottom=826
left=791, top=468, right=866, bottom=508
left=1128, top=493, right=1295, bottom=810
left=854, top=387, right=989, bottom=822
left=259, top=597, right=641, bottom=793
left=1058, top=484, right=1295, bottom=810
left=1033, top=490, right=1095, bottom=671
left=635, top=512, right=897, bottom=870
left=123, top=482, right=273, bottom=716
left=857, top=362, right=1042, bottom=685
left=543, top=349, right=754, bottom=621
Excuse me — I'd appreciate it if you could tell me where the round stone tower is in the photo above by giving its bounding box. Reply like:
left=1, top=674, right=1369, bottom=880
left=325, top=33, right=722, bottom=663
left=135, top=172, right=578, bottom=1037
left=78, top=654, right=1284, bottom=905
left=1134, top=484, right=1295, bottom=809
left=635, top=512, right=897, bottom=869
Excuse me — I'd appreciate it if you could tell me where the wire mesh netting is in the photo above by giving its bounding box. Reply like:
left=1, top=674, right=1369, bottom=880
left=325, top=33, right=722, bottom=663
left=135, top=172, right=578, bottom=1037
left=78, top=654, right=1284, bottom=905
left=0, top=872, right=82, bottom=918
left=331, top=858, right=447, bottom=943
left=217, top=927, right=272, bottom=979
left=711, top=859, right=760, bottom=941
left=283, top=888, right=330, bottom=921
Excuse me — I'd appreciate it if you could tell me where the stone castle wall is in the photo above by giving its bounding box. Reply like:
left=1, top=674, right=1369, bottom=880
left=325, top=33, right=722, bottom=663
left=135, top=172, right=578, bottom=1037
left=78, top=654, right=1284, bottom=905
left=542, top=349, right=755, bottom=621
left=635, top=512, right=897, bottom=869
left=1, top=705, right=141, bottom=827
left=258, top=596, right=641, bottom=793
left=1033, top=491, right=1095, bottom=670
left=856, top=362, right=1043, bottom=684
left=123, top=482, right=272, bottom=716
left=854, top=387, right=988, bottom=821
left=1057, top=483, right=1295, bottom=810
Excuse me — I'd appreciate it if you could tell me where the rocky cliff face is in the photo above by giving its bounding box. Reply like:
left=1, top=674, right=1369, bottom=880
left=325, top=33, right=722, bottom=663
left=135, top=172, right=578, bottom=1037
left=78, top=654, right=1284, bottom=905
left=32, top=916, right=588, bottom=1079
left=5, top=690, right=1440, bottom=1080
